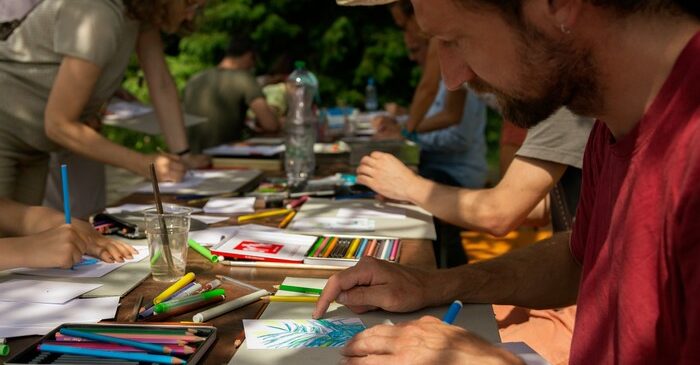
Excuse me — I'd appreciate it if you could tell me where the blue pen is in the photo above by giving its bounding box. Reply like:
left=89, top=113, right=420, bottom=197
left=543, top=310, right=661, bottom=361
left=442, top=300, right=463, bottom=324
left=72, top=257, right=99, bottom=269
left=60, top=164, right=71, bottom=224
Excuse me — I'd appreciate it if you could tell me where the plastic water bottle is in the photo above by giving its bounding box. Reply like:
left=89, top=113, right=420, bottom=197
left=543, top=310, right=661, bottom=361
left=284, top=61, right=318, bottom=188
left=364, top=77, right=378, bottom=111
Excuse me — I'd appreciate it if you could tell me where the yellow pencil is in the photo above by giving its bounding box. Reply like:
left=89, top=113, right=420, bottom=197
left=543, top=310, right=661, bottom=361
left=344, top=238, right=361, bottom=258
left=322, top=237, right=339, bottom=258
left=237, top=208, right=291, bottom=223
left=262, top=296, right=320, bottom=303
left=277, top=210, right=297, bottom=229
left=153, top=272, right=195, bottom=304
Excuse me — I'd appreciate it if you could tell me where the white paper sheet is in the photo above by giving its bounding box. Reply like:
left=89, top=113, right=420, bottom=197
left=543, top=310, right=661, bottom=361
left=203, top=197, right=256, bottom=214
left=0, top=279, right=103, bottom=304
left=104, top=204, right=202, bottom=214
left=13, top=247, right=149, bottom=278
left=243, top=318, right=365, bottom=349
left=191, top=214, right=231, bottom=224
left=0, top=296, right=120, bottom=337
left=189, top=226, right=241, bottom=247
left=289, top=217, right=375, bottom=232
left=204, top=144, right=285, bottom=157
left=134, top=175, right=205, bottom=193
left=336, top=206, right=406, bottom=220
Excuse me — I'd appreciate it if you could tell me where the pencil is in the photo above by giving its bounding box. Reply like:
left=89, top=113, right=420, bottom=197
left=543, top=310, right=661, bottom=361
left=345, top=238, right=361, bottom=258
left=389, top=239, right=400, bottom=261
left=321, top=237, right=339, bottom=258
left=144, top=295, right=225, bottom=323
left=305, top=236, right=325, bottom=257
left=192, top=289, right=268, bottom=323
left=365, top=239, right=377, bottom=257
left=58, top=328, right=174, bottom=355
left=131, top=295, right=143, bottom=322
left=311, top=236, right=331, bottom=257
left=42, top=341, right=194, bottom=355
left=355, top=238, right=369, bottom=259
left=38, top=344, right=186, bottom=364
left=237, top=208, right=291, bottom=223
left=277, top=210, right=297, bottom=228
left=60, top=164, right=71, bottom=224
left=262, top=295, right=320, bottom=303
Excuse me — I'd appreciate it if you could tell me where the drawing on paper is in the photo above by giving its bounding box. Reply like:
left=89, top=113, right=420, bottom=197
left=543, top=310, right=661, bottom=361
left=243, top=318, right=365, bottom=349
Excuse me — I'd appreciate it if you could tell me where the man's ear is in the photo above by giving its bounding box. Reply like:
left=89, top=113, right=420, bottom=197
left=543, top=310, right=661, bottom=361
left=549, top=0, right=583, bottom=32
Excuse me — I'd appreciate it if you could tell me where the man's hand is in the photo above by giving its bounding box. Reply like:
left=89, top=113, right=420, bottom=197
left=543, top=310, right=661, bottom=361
left=341, top=316, right=524, bottom=365
left=71, top=219, right=137, bottom=263
left=313, top=257, right=438, bottom=319
left=356, top=152, right=423, bottom=203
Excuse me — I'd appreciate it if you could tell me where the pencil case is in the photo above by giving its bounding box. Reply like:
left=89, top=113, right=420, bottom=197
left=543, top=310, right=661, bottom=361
left=4, top=322, right=217, bottom=365
left=303, top=234, right=401, bottom=267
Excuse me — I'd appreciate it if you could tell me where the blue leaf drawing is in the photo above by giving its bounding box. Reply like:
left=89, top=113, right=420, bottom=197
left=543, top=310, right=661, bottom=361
left=255, top=318, right=365, bottom=349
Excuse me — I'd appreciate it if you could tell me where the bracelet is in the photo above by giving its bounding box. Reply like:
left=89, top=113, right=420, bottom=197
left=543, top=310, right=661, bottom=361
left=175, top=148, right=191, bottom=156
left=400, top=128, right=418, bottom=142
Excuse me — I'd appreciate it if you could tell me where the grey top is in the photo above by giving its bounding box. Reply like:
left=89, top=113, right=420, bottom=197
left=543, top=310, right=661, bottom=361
left=516, top=107, right=594, bottom=169
left=0, top=0, right=139, bottom=152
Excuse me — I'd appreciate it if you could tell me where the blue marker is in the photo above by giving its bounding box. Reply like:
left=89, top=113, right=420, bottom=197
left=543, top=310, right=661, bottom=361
left=441, top=300, right=463, bottom=324
left=72, top=257, right=99, bottom=269
left=60, top=164, right=71, bottom=224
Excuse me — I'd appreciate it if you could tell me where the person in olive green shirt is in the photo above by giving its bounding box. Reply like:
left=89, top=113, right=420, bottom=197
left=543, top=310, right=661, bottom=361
left=184, top=36, right=281, bottom=153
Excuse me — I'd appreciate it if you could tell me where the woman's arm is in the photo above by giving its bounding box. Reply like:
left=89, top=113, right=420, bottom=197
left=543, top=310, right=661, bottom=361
left=414, top=88, right=467, bottom=133
left=44, top=56, right=185, bottom=181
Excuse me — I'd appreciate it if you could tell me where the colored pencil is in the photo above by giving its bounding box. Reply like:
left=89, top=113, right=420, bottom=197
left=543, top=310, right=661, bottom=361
left=277, top=210, right=297, bottom=228
left=306, top=236, right=326, bottom=257
left=55, top=335, right=187, bottom=345
left=365, top=239, right=377, bottom=257
left=285, top=195, right=309, bottom=209
left=345, top=238, right=361, bottom=258
left=278, top=284, right=322, bottom=295
left=354, top=238, right=368, bottom=259
left=58, top=329, right=174, bottom=355
left=216, top=275, right=266, bottom=292
left=42, top=341, right=195, bottom=355
left=262, top=295, right=320, bottom=303
left=237, top=208, right=291, bottom=223
left=73, top=328, right=196, bottom=335
left=321, top=237, right=339, bottom=258
left=154, top=272, right=196, bottom=304
left=382, top=240, right=393, bottom=260
left=38, top=344, right=186, bottom=364
left=60, top=164, right=71, bottom=224
left=200, top=279, right=221, bottom=291
left=52, top=354, right=138, bottom=364
left=389, top=239, right=400, bottom=261
left=171, top=283, right=203, bottom=300
left=218, top=260, right=344, bottom=270
left=57, top=332, right=203, bottom=343
left=372, top=240, right=384, bottom=258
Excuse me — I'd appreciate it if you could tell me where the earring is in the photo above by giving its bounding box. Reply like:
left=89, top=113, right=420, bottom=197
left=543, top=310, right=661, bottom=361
left=560, top=24, right=571, bottom=34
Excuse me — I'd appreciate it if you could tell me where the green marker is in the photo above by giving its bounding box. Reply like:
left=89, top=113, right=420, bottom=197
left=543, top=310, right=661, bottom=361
left=0, top=337, right=8, bottom=356
left=154, top=288, right=225, bottom=313
left=279, top=284, right=323, bottom=295
left=188, top=239, right=219, bottom=263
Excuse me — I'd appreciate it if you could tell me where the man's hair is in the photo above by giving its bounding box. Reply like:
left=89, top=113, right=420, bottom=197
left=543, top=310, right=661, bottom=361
left=454, top=0, right=699, bottom=20
left=123, top=0, right=169, bottom=26
left=395, top=0, right=414, bottom=16
left=226, top=36, right=256, bottom=58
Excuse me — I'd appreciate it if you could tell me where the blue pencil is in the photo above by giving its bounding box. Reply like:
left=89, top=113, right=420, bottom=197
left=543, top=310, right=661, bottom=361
left=59, top=328, right=174, bottom=355
left=441, top=300, right=463, bottom=324
left=38, top=344, right=186, bottom=364
left=354, top=239, right=368, bottom=259
left=60, top=164, right=71, bottom=224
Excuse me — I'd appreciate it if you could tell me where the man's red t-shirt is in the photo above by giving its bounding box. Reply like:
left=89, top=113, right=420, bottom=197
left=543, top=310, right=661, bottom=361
left=570, top=31, right=700, bottom=364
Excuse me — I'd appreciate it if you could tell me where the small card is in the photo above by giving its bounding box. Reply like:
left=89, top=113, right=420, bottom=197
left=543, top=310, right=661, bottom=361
left=203, top=197, right=256, bottom=214
left=243, top=318, right=365, bottom=349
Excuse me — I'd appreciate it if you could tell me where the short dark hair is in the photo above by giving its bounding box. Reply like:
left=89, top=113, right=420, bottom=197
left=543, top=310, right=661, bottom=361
left=395, top=0, right=415, bottom=17
left=226, top=35, right=256, bottom=58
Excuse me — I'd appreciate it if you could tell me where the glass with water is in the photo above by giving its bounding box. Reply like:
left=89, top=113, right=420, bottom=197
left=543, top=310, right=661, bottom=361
left=144, top=206, right=191, bottom=282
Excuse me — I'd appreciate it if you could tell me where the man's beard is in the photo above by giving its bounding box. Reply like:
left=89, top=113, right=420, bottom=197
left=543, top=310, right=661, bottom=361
left=469, top=23, right=602, bottom=128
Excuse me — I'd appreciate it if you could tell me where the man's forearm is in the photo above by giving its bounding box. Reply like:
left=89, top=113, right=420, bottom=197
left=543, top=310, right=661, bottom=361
left=436, top=232, right=580, bottom=309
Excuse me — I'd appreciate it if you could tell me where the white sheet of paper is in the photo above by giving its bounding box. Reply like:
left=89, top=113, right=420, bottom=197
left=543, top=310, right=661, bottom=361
left=134, top=175, right=205, bottom=193
left=336, top=206, right=406, bottom=220
left=0, top=279, right=103, bottom=304
left=289, top=217, right=375, bottom=232
left=203, top=197, right=256, bottom=214
left=243, top=317, right=365, bottom=349
left=104, top=204, right=202, bottom=214
left=500, top=342, right=551, bottom=365
left=203, top=144, right=284, bottom=157
left=12, top=247, right=149, bottom=278
left=188, top=226, right=241, bottom=246
left=0, top=296, right=120, bottom=337
left=191, top=214, right=231, bottom=224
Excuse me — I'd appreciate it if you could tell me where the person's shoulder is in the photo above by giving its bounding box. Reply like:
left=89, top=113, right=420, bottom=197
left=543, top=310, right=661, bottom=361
left=56, top=0, right=126, bottom=30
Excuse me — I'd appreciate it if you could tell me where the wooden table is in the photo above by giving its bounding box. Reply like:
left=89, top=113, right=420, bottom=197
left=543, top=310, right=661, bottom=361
left=5, top=196, right=437, bottom=365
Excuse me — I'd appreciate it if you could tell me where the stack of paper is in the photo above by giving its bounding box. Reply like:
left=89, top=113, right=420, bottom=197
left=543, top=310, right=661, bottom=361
left=0, top=279, right=120, bottom=338
left=211, top=229, right=318, bottom=263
